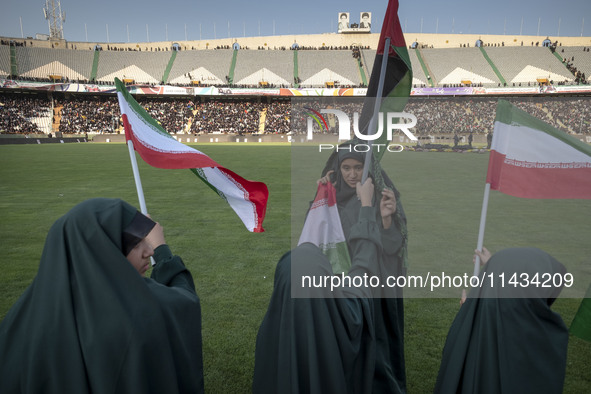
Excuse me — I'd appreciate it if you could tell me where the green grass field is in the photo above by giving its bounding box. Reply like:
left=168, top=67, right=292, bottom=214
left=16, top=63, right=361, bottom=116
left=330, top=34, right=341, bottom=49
left=1, top=143, right=590, bottom=392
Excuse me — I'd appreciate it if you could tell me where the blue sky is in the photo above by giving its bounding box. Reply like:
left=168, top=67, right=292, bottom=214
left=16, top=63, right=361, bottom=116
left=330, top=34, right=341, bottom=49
left=1, top=0, right=589, bottom=43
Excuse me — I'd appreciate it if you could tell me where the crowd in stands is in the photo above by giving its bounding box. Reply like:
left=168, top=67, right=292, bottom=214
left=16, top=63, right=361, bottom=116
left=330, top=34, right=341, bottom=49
left=263, top=101, right=291, bottom=133
left=561, top=56, right=587, bottom=84
left=0, top=94, right=51, bottom=134
left=1, top=39, right=29, bottom=46
left=189, top=100, right=290, bottom=134
left=56, top=96, right=120, bottom=134
left=137, top=97, right=191, bottom=133
left=351, top=46, right=367, bottom=70
left=292, top=97, right=591, bottom=136
left=411, top=97, right=590, bottom=135
left=549, top=42, right=589, bottom=85
left=298, top=45, right=370, bottom=51
left=1, top=93, right=589, bottom=136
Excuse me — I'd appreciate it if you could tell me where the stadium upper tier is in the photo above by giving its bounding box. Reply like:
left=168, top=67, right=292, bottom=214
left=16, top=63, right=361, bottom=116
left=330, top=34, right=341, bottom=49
left=1, top=33, right=589, bottom=88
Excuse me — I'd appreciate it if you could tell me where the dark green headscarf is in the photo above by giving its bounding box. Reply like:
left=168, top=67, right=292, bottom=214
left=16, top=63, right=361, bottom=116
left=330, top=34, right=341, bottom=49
left=435, top=248, right=569, bottom=394
left=253, top=243, right=377, bottom=394
left=0, top=198, right=203, bottom=394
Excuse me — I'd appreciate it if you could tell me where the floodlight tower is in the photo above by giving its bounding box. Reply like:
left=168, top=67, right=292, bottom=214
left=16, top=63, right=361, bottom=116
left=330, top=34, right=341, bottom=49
left=43, top=0, right=66, bottom=39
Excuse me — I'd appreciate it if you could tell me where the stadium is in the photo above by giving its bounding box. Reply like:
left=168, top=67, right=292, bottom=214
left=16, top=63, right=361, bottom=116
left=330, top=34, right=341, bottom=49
left=1, top=0, right=590, bottom=392
left=1, top=14, right=590, bottom=142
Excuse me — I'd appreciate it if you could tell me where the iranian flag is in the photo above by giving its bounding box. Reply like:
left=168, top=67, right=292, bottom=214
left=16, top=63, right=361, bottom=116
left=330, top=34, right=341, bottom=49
left=487, top=100, right=591, bottom=199
left=298, top=182, right=351, bottom=274
left=115, top=78, right=268, bottom=232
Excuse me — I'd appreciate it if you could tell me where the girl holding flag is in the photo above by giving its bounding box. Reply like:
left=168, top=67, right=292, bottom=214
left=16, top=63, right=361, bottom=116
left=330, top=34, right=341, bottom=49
left=0, top=198, right=204, bottom=394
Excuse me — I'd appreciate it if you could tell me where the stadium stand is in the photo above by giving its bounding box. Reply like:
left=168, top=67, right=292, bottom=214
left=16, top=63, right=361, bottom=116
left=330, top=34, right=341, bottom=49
left=0, top=94, right=52, bottom=134
left=554, top=46, right=590, bottom=84
left=56, top=95, right=119, bottom=134
left=95, top=50, right=171, bottom=84
left=297, top=50, right=361, bottom=87
left=2, top=90, right=589, bottom=137
left=15, top=46, right=94, bottom=82
left=2, top=40, right=590, bottom=89
left=484, top=46, right=572, bottom=86
left=408, top=50, right=430, bottom=87
left=1, top=33, right=590, bottom=140
left=420, top=48, right=500, bottom=87
left=0, top=46, right=10, bottom=77
left=167, top=49, right=233, bottom=86
left=233, top=50, right=293, bottom=87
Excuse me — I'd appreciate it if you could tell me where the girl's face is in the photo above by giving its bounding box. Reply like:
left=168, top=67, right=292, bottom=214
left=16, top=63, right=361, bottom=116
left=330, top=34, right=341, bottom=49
left=126, top=238, right=154, bottom=276
left=340, top=158, right=363, bottom=188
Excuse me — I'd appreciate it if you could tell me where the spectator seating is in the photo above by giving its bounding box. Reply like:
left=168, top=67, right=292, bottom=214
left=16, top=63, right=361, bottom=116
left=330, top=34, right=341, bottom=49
left=167, top=49, right=233, bottom=85
left=0, top=94, right=52, bottom=134
left=2, top=92, right=589, bottom=136
left=555, top=46, right=591, bottom=83
left=485, top=46, right=572, bottom=85
left=297, top=50, right=360, bottom=87
left=15, top=47, right=93, bottom=81
left=233, top=50, right=293, bottom=87
left=420, top=47, right=499, bottom=86
left=3, top=45, right=590, bottom=88
left=0, top=45, right=10, bottom=77
left=95, top=50, right=171, bottom=84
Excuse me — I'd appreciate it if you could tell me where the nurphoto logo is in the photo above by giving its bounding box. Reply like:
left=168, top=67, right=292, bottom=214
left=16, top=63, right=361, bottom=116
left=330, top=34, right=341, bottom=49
left=305, top=108, right=418, bottom=152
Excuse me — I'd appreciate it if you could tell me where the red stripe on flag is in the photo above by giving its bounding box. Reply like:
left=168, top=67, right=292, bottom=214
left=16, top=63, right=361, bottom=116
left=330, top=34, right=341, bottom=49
left=310, top=182, right=338, bottom=209
left=218, top=167, right=268, bottom=233
left=122, top=114, right=218, bottom=169
left=377, top=0, right=406, bottom=55
left=487, top=150, right=591, bottom=199
left=122, top=113, right=133, bottom=142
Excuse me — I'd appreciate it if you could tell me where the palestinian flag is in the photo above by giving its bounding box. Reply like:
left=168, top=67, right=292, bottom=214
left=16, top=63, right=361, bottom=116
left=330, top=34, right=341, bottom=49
left=487, top=100, right=591, bottom=199
left=357, top=0, right=413, bottom=161
left=298, top=182, right=351, bottom=274
left=115, top=78, right=268, bottom=232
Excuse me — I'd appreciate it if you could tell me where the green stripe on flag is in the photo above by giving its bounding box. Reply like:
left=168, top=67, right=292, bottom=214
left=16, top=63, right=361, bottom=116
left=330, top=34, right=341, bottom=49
left=190, top=168, right=228, bottom=202
left=322, top=242, right=351, bottom=275
left=115, top=78, right=173, bottom=139
left=495, top=99, right=591, bottom=158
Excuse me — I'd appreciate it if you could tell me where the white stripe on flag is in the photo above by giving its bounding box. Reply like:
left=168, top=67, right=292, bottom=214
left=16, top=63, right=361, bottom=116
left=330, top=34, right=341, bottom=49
left=115, top=78, right=268, bottom=232
left=492, top=121, right=591, bottom=165
left=298, top=183, right=351, bottom=273
left=487, top=100, right=591, bottom=199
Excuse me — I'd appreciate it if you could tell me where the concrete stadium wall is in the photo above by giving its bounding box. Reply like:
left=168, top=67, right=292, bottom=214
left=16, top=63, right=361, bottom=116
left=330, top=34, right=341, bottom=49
left=3, top=32, right=591, bottom=52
